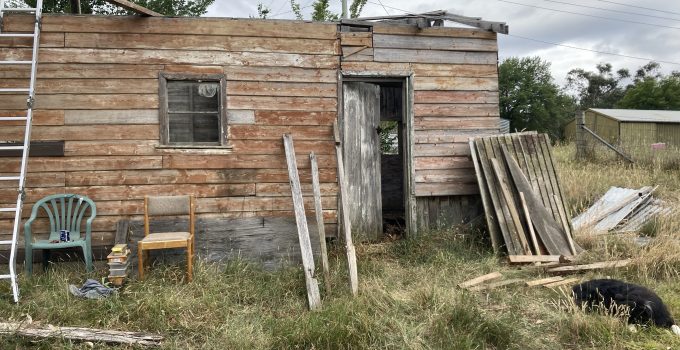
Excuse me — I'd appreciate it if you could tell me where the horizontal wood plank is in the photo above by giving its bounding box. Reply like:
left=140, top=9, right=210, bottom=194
left=414, top=143, right=471, bottom=157
left=414, top=129, right=499, bottom=143
left=228, top=81, right=337, bottom=98
left=415, top=103, right=499, bottom=117
left=223, top=66, right=337, bottom=83
left=0, top=110, right=64, bottom=126
left=64, top=140, right=158, bottom=156
left=255, top=111, right=336, bottom=126
left=5, top=15, right=339, bottom=39
left=372, top=24, right=497, bottom=39
left=0, top=94, right=158, bottom=110
left=162, top=154, right=336, bottom=169
left=414, top=77, right=498, bottom=91
left=415, top=117, right=498, bottom=130
left=373, top=34, right=497, bottom=52
left=230, top=125, right=333, bottom=141
left=415, top=183, right=479, bottom=196
left=415, top=156, right=473, bottom=170
left=231, top=140, right=335, bottom=155
left=0, top=125, right=158, bottom=141
left=415, top=91, right=499, bottom=104
left=0, top=156, right=163, bottom=172
left=0, top=32, right=64, bottom=48
left=374, top=48, right=497, bottom=65
left=0, top=78, right=157, bottom=94
left=65, top=33, right=339, bottom=55
left=64, top=109, right=158, bottom=125
left=228, top=96, right=336, bottom=111
left=0, top=64, right=164, bottom=79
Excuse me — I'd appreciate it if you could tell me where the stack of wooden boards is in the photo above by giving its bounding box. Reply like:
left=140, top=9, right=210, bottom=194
left=469, top=132, right=580, bottom=261
left=107, top=244, right=130, bottom=286
left=572, top=186, right=670, bottom=234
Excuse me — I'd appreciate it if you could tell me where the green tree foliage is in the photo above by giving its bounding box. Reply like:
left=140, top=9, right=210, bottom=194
left=24, top=0, right=214, bottom=16
left=311, top=0, right=338, bottom=21
left=565, top=63, right=629, bottom=109
left=499, top=57, right=576, bottom=139
left=290, top=0, right=303, bottom=20
left=616, top=74, right=680, bottom=110
left=349, top=0, right=366, bottom=18
left=256, top=3, right=270, bottom=19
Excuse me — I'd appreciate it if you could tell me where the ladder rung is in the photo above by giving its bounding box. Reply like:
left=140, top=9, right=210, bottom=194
left=0, top=274, right=11, bottom=279
left=0, top=145, right=25, bottom=150
left=0, top=33, right=35, bottom=38
left=0, top=176, right=20, bottom=181
left=0, top=240, right=14, bottom=245
left=0, top=7, right=38, bottom=12
left=0, top=207, right=18, bottom=212
left=0, top=117, right=27, bottom=121
left=0, top=61, right=32, bottom=65
left=0, top=88, right=30, bottom=93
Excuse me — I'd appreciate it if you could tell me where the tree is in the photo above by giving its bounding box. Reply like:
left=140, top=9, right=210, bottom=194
left=311, top=0, right=338, bottom=21
left=23, top=0, right=214, bottom=16
left=616, top=74, right=680, bottom=110
left=256, top=0, right=367, bottom=20
left=565, top=63, right=629, bottom=109
left=499, top=57, right=576, bottom=139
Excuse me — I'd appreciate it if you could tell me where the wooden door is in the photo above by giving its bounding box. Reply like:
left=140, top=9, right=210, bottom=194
left=342, top=82, right=382, bottom=240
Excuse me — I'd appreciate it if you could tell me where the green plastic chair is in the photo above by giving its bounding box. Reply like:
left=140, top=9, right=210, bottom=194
left=24, top=194, right=96, bottom=275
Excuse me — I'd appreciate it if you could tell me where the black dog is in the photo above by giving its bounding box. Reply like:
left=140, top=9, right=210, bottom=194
left=572, top=279, right=680, bottom=335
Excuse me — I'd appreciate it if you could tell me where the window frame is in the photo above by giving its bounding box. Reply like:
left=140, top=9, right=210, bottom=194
left=158, top=72, right=228, bottom=147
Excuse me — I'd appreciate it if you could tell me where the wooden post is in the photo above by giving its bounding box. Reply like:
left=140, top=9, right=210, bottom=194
left=575, top=111, right=586, bottom=160
left=282, top=134, right=321, bottom=310
left=334, top=120, right=359, bottom=297
left=309, top=152, right=331, bottom=293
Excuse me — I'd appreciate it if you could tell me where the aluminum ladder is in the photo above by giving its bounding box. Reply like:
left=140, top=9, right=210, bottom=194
left=0, top=0, right=43, bottom=303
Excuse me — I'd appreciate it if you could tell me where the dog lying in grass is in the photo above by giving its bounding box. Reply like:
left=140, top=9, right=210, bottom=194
left=572, top=279, right=680, bottom=336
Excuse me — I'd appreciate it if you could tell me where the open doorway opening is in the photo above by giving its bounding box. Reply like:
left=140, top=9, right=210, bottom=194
left=341, top=78, right=407, bottom=240
left=377, top=83, right=405, bottom=238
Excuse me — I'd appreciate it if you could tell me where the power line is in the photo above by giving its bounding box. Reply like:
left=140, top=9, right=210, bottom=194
left=595, top=0, right=680, bottom=16
left=271, top=2, right=315, bottom=18
left=542, top=0, right=680, bottom=22
left=508, top=33, right=680, bottom=66
left=498, top=0, right=680, bottom=30
left=374, top=0, right=391, bottom=16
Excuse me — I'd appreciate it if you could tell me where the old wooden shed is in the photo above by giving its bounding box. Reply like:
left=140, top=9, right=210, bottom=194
left=0, top=11, right=506, bottom=265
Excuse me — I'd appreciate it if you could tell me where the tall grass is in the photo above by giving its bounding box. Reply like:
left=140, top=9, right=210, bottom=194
left=0, top=143, right=679, bottom=349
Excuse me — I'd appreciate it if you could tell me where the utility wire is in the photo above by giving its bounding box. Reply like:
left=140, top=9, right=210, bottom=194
left=374, top=0, right=391, bottom=16
left=508, top=34, right=680, bottom=66
left=542, top=0, right=680, bottom=22
left=595, top=0, right=680, bottom=16
left=498, top=0, right=680, bottom=30
left=271, top=2, right=315, bottom=18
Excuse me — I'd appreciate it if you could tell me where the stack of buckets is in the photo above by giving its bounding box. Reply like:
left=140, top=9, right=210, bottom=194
left=107, top=244, right=129, bottom=286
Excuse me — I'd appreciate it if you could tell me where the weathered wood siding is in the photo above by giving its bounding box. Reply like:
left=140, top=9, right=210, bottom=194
left=1, top=15, right=502, bottom=249
left=0, top=15, right=340, bottom=254
left=341, top=24, right=500, bottom=230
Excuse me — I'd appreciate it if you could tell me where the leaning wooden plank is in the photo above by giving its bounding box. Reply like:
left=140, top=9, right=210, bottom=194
left=519, top=192, right=540, bottom=255
left=0, top=322, right=162, bottom=346
left=501, top=146, right=573, bottom=256
left=309, top=152, right=331, bottom=293
left=547, top=259, right=632, bottom=274
left=474, top=138, right=518, bottom=254
left=468, top=278, right=524, bottom=292
left=283, top=134, right=321, bottom=310
left=554, top=194, right=576, bottom=255
left=104, top=0, right=162, bottom=16
left=544, top=277, right=581, bottom=288
left=333, top=120, right=359, bottom=297
left=490, top=158, right=531, bottom=255
left=508, top=255, right=572, bottom=264
left=526, top=276, right=564, bottom=287
left=469, top=139, right=500, bottom=253
left=458, top=272, right=502, bottom=289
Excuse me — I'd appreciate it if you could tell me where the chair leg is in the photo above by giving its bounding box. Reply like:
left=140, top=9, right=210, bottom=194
left=24, top=245, right=33, bottom=276
left=83, top=244, right=93, bottom=272
left=138, top=243, right=144, bottom=281
left=186, top=239, right=193, bottom=282
left=42, top=250, right=50, bottom=272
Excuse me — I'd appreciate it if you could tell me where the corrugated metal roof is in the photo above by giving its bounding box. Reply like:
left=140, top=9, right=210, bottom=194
left=590, top=108, right=680, bottom=123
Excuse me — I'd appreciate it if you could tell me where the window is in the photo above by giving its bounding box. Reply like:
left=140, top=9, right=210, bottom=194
left=159, top=73, right=227, bottom=146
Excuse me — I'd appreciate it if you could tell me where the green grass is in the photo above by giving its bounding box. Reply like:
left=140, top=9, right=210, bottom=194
left=1, top=142, right=680, bottom=349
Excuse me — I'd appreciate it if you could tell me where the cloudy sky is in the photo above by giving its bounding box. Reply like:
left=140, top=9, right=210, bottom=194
left=204, top=0, right=680, bottom=87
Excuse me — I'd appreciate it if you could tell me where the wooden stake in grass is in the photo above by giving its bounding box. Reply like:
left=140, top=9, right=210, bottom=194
left=525, top=276, right=564, bottom=287
left=310, top=152, right=331, bottom=293
left=334, top=120, right=359, bottom=297
left=468, top=278, right=524, bottom=292
left=544, top=277, right=580, bottom=288
left=458, top=272, right=502, bottom=289
left=283, top=134, right=321, bottom=310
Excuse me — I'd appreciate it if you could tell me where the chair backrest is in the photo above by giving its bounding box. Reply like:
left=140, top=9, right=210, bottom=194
left=32, top=194, right=96, bottom=240
left=144, top=195, right=195, bottom=236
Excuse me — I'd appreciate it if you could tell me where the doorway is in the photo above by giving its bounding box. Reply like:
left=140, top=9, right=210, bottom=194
left=341, top=78, right=408, bottom=240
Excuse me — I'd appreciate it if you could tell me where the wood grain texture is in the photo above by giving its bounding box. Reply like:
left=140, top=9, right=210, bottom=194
left=372, top=24, right=497, bottom=39
left=4, top=15, right=339, bottom=39
left=373, top=34, right=497, bottom=52
left=374, top=48, right=497, bottom=65
left=310, top=152, right=331, bottom=293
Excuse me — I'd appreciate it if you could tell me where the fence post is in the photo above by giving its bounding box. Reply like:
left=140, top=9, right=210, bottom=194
left=575, top=110, right=586, bottom=159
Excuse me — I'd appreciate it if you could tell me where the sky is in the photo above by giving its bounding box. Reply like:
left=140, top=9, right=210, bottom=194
left=204, top=0, right=680, bottom=88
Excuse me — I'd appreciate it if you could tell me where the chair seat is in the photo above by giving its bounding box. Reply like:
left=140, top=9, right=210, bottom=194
left=32, top=237, right=86, bottom=249
left=141, top=231, right=191, bottom=242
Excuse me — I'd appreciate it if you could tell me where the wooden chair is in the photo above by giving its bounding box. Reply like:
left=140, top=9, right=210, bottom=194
left=138, top=195, right=195, bottom=282
left=24, top=194, right=96, bottom=276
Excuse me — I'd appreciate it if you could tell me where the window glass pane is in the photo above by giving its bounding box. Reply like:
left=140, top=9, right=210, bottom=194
left=169, top=113, right=220, bottom=143
left=167, top=81, right=219, bottom=113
